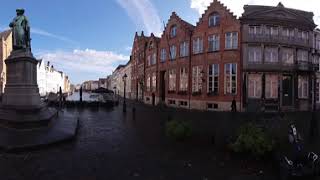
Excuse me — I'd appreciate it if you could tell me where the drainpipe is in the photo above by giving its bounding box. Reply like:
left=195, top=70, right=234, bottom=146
left=188, top=30, right=193, bottom=110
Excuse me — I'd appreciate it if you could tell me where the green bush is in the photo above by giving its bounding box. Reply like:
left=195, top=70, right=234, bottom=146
left=230, top=123, right=274, bottom=157
left=165, top=120, right=192, bottom=141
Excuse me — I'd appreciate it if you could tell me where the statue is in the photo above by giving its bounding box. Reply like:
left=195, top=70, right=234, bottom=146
left=9, top=9, right=31, bottom=51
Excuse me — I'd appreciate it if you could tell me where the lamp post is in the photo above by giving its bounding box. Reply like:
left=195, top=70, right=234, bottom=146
left=123, top=73, right=127, bottom=112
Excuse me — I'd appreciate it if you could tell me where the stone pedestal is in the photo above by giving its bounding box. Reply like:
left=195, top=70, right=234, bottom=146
left=2, top=50, right=41, bottom=109
left=0, top=50, right=78, bottom=151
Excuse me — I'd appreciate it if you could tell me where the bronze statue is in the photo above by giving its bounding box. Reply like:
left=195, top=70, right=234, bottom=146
left=9, top=9, right=31, bottom=51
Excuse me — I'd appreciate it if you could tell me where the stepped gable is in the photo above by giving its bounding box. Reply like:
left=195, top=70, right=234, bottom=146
left=196, top=0, right=238, bottom=26
left=161, top=11, right=195, bottom=39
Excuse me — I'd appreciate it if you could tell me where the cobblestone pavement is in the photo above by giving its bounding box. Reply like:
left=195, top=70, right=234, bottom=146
left=0, top=104, right=277, bottom=180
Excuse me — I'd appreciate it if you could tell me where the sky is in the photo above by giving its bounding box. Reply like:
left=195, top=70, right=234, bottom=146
left=0, top=0, right=319, bottom=84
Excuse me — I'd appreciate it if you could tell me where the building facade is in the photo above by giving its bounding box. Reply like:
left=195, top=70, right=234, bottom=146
left=131, top=32, right=150, bottom=101
left=241, top=2, right=317, bottom=112
left=0, top=30, right=12, bottom=96
left=313, top=29, right=320, bottom=109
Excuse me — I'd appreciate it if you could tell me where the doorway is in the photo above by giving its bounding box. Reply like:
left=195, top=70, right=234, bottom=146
left=160, top=71, right=166, bottom=102
left=282, top=75, right=293, bottom=106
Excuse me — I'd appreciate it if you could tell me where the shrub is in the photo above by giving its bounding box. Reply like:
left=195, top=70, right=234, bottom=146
left=230, top=123, right=274, bottom=157
left=165, top=120, right=192, bottom=141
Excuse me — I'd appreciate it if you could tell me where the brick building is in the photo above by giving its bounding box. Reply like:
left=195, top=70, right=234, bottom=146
left=131, top=32, right=150, bottom=101
left=0, top=30, right=12, bottom=96
left=144, top=33, right=160, bottom=105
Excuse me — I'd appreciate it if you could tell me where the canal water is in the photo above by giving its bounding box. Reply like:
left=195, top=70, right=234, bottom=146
left=67, top=92, right=103, bottom=102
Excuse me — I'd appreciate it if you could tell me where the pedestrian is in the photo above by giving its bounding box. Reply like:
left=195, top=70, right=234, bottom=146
left=231, top=97, right=237, bottom=112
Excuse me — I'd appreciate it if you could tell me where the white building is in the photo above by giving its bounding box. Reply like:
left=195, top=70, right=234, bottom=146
left=37, top=60, right=71, bottom=96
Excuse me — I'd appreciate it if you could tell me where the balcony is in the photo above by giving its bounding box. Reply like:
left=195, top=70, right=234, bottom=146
left=244, top=61, right=314, bottom=72
left=246, top=34, right=309, bottom=47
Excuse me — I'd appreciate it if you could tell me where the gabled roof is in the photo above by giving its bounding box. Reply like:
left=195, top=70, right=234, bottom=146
left=0, top=29, right=11, bottom=40
left=196, top=0, right=237, bottom=26
left=161, top=12, right=195, bottom=38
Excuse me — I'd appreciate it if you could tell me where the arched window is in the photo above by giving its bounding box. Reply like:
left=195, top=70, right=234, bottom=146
left=170, top=25, right=177, bottom=38
left=209, top=13, right=220, bottom=27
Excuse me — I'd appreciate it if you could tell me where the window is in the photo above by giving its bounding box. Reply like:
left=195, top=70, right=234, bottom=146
left=170, top=25, right=177, bottom=38
left=282, top=28, right=294, bottom=38
left=248, top=74, right=262, bottom=98
left=225, top=32, right=238, bottom=49
left=151, top=53, right=156, bottom=65
left=179, top=68, right=188, bottom=92
left=298, top=76, right=308, bottom=99
left=297, top=50, right=308, bottom=62
left=152, top=73, right=156, bottom=91
left=298, top=30, right=308, bottom=41
left=146, top=75, right=151, bottom=92
left=316, top=37, right=320, bottom=50
left=316, top=79, right=320, bottom=103
left=208, top=34, right=220, bottom=52
left=265, top=47, right=278, bottom=63
left=208, top=64, right=219, bottom=94
left=192, top=66, right=203, bottom=93
left=249, top=26, right=262, bottom=35
left=149, top=41, right=154, bottom=49
left=160, top=49, right=166, bottom=62
left=265, top=74, right=278, bottom=99
left=207, top=103, right=218, bottom=110
left=209, top=13, right=220, bottom=27
left=147, top=55, right=151, bottom=66
left=225, top=63, right=237, bottom=94
left=193, top=37, right=203, bottom=54
left=180, top=41, right=189, bottom=57
left=282, top=48, right=294, bottom=64
left=169, top=45, right=176, bottom=60
left=168, top=69, right=176, bottom=91
left=179, top=101, right=188, bottom=106
left=265, top=26, right=278, bottom=36
left=248, top=46, right=262, bottom=63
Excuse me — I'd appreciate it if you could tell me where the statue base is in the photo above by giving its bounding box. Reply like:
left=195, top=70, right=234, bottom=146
left=0, top=50, right=78, bottom=151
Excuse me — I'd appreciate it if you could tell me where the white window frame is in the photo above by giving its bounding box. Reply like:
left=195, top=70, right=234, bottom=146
left=282, top=28, right=294, bottom=38
left=265, top=74, right=278, bottom=99
left=152, top=72, right=156, bottom=92
left=170, top=25, right=177, bottom=38
left=193, top=37, right=203, bottom=54
left=297, top=50, right=308, bottom=62
left=179, top=68, right=188, bottom=92
left=248, top=46, right=262, bottom=63
left=225, top=32, right=238, bottom=49
left=266, top=26, right=279, bottom=36
left=169, top=45, right=176, bottom=60
left=265, top=47, right=278, bottom=63
left=208, top=34, right=220, bottom=52
left=282, top=48, right=294, bottom=64
left=168, top=69, right=176, bottom=91
left=248, top=74, right=262, bottom=98
left=209, top=13, right=220, bottom=27
left=298, top=76, right=309, bottom=99
left=224, top=63, right=237, bottom=95
left=208, top=64, right=219, bottom=94
left=180, top=41, right=189, bottom=57
left=249, top=26, right=262, bottom=35
left=160, top=48, right=166, bottom=62
left=192, top=66, right=203, bottom=93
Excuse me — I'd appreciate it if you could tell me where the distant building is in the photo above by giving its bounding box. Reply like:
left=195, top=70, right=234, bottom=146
left=37, top=60, right=71, bottom=96
left=313, top=29, right=320, bottom=109
left=0, top=30, right=12, bottom=95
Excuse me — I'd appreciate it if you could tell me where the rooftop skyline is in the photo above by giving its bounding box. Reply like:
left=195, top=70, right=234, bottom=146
left=0, top=0, right=319, bottom=84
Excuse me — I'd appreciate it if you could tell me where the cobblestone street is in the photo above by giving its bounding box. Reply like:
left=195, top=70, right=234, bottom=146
left=0, top=104, right=278, bottom=180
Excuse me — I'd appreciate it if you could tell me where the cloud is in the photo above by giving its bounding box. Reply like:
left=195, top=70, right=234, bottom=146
left=32, top=28, right=78, bottom=45
left=190, top=0, right=320, bottom=25
left=0, top=25, right=77, bottom=45
left=125, top=46, right=132, bottom=51
left=116, top=0, right=162, bottom=36
left=36, top=49, right=129, bottom=84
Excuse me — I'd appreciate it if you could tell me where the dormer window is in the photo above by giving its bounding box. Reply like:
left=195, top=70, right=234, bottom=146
left=209, top=13, right=220, bottom=27
left=170, top=25, right=177, bottom=38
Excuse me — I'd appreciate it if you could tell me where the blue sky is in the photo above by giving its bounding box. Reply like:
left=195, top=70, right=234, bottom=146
left=0, top=0, right=319, bottom=84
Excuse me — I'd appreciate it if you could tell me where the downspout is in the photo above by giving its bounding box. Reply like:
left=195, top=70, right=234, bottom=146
left=188, top=30, right=193, bottom=110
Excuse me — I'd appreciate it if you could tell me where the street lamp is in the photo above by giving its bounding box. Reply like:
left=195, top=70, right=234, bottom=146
left=123, top=73, right=128, bottom=112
